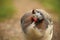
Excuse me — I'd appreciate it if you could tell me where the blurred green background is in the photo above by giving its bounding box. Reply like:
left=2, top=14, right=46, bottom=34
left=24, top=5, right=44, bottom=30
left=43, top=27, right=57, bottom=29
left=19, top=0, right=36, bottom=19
left=0, top=0, right=15, bottom=22
left=37, top=0, right=60, bottom=21
left=38, top=0, right=60, bottom=13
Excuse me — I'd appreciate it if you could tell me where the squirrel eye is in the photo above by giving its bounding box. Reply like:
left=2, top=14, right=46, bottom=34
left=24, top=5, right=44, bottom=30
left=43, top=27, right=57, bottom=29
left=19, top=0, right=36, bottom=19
left=32, top=9, right=35, bottom=14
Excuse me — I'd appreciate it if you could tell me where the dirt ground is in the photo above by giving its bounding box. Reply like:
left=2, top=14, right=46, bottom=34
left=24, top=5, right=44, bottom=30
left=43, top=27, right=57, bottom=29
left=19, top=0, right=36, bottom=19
left=0, top=0, right=60, bottom=40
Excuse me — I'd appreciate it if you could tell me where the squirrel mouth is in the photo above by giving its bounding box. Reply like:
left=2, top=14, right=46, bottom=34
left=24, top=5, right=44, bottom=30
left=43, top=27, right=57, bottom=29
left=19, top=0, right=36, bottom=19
left=32, top=17, right=38, bottom=22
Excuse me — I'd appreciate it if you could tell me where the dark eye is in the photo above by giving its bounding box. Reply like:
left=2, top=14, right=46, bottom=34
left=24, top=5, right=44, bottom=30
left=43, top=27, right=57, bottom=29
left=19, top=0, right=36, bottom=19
left=32, top=10, right=35, bottom=14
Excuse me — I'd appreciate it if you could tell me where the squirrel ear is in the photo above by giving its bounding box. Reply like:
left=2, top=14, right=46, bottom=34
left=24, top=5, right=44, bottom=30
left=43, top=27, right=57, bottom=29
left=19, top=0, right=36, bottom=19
left=32, top=9, right=35, bottom=14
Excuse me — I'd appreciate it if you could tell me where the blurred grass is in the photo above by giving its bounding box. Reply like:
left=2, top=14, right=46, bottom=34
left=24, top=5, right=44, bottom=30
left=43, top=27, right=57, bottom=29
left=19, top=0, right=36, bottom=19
left=36, top=0, right=60, bottom=14
left=36, top=0, right=60, bottom=22
left=0, top=0, right=15, bottom=22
